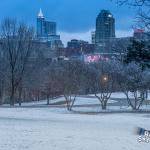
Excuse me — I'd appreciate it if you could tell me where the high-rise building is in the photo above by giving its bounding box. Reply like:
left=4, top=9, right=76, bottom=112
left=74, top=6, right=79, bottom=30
left=96, top=10, right=115, bottom=41
left=95, top=10, right=115, bottom=52
left=36, top=9, right=63, bottom=49
left=37, top=8, right=56, bottom=38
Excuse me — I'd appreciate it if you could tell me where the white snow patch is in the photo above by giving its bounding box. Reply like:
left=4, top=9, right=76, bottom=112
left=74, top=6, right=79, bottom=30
left=0, top=108, right=150, bottom=150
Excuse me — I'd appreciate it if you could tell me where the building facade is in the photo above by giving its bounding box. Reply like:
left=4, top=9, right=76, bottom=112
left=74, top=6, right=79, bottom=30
left=133, top=29, right=150, bottom=41
left=36, top=9, right=63, bottom=50
left=66, top=39, right=95, bottom=56
left=37, top=9, right=56, bottom=38
left=95, top=10, right=115, bottom=52
left=91, top=31, right=96, bottom=44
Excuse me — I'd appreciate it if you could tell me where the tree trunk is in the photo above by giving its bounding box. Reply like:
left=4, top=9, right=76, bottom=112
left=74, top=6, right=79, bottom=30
left=101, top=100, right=107, bottom=110
left=64, top=95, right=71, bottom=111
left=95, top=94, right=108, bottom=110
left=18, top=87, right=22, bottom=106
left=10, top=71, right=15, bottom=106
left=0, top=80, right=4, bottom=105
left=47, top=94, right=50, bottom=105
left=0, top=88, right=3, bottom=105
left=10, top=90, right=15, bottom=106
left=69, top=96, right=76, bottom=111
left=37, top=91, right=40, bottom=101
left=0, top=92, right=2, bottom=105
left=23, top=89, right=26, bottom=102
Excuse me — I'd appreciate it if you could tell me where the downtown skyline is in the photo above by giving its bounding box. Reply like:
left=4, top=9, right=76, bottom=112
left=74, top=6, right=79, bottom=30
left=0, top=0, right=137, bottom=45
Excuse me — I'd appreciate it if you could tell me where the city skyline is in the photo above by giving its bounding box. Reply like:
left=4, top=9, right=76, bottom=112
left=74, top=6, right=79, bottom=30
left=0, top=0, right=136, bottom=45
left=35, top=8, right=133, bottom=46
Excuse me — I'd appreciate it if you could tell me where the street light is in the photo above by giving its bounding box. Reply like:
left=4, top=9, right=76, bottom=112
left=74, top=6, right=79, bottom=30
left=103, top=75, right=108, bottom=82
left=100, top=74, right=109, bottom=83
left=103, top=76, right=108, bottom=81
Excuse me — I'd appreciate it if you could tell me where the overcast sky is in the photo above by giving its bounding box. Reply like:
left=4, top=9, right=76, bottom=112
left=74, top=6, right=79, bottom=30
left=0, top=0, right=137, bottom=45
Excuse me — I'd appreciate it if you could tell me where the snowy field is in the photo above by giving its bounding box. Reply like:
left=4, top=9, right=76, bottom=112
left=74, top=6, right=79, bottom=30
left=2, top=96, right=117, bottom=107
left=0, top=107, right=150, bottom=150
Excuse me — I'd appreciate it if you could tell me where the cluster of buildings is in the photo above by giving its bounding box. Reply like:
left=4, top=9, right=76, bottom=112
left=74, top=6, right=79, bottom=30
left=1, top=8, right=149, bottom=72
left=35, top=8, right=149, bottom=63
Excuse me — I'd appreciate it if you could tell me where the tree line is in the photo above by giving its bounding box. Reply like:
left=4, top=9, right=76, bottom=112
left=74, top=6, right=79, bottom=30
left=0, top=18, right=150, bottom=111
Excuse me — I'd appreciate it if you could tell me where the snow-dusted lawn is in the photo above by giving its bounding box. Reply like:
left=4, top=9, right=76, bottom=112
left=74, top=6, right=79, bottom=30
left=73, top=97, right=117, bottom=105
left=0, top=108, right=150, bottom=150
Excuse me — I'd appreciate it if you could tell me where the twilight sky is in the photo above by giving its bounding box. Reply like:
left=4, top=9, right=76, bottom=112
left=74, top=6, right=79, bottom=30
left=0, top=0, right=137, bottom=45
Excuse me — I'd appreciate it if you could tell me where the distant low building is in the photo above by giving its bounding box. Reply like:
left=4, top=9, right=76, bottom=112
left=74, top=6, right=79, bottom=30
left=65, top=39, right=95, bottom=56
left=91, top=31, right=96, bottom=44
left=133, top=29, right=150, bottom=41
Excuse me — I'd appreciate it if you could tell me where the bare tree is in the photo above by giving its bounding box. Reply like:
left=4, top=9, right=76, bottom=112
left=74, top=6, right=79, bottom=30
left=86, top=60, right=118, bottom=110
left=118, top=62, right=150, bottom=110
left=22, top=47, right=50, bottom=104
left=61, top=61, right=84, bottom=110
left=112, top=38, right=131, bottom=62
left=0, top=18, right=34, bottom=106
left=47, top=61, right=86, bottom=111
left=46, top=63, right=62, bottom=105
left=115, top=0, right=150, bottom=31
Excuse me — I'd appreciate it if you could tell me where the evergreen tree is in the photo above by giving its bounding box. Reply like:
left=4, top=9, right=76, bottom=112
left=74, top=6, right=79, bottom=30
left=124, top=40, right=150, bottom=69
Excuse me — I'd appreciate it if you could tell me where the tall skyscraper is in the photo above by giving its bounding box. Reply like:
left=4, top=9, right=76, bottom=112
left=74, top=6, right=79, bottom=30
left=36, top=9, right=64, bottom=49
left=95, top=10, right=115, bottom=52
left=37, top=8, right=56, bottom=38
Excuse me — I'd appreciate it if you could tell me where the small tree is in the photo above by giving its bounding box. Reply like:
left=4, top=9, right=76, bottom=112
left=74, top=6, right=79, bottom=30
left=55, top=60, right=85, bottom=111
left=46, top=63, right=62, bottom=105
left=118, top=62, right=150, bottom=110
left=87, top=60, right=118, bottom=110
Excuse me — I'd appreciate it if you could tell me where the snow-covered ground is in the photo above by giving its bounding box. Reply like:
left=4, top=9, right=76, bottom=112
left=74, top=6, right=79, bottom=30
left=90, top=92, right=150, bottom=99
left=0, top=107, right=150, bottom=150
left=2, top=92, right=150, bottom=113
left=111, top=92, right=150, bottom=99
left=3, top=92, right=149, bottom=107
left=2, top=96, right=117, bottom=108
